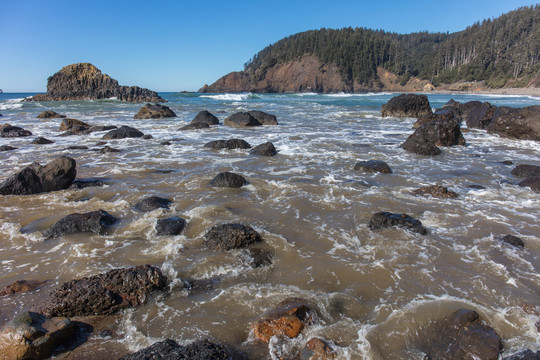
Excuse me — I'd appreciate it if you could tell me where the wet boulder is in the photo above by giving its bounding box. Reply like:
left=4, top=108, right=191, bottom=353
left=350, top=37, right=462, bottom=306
left=368, top=212, right=427, bottom=235
left=0, top=280, right=48, bottom=297
left=135, top=196, right=172, bottom=211
left=400, top=135, right=441, bottom=156
left=248, top=110, right=278, bottom=125
left=58, top=118, right=91, bottom=131
left=250, top=141, right=277, bottom=156
left=519, top=177, right=540, bottom=193
left=381, top=94, right=432, bottom=118
left=511, top=164, right=540, bottom=179
left=102, top=126, right=145, bottom=139
left=43, top=209, right=118, bottom=239
left=224, top=112, right=262, bottom=127
left=191, top=110, right=219, bottom=125
left=118, top=339, right=236, bottom=360
left=210, top=172, right=247, bottom=188
left=300, top=338, right=337, bottom=360
left=501, top=234, right=525, bottom=248
left=354, top=160, right=392, bottom=174
left=204, top=139, right=251, bottom=150
left=461, top=101, right=496, bottom=129
left=37, top=110, right=66, bottom=119
left=31, top=137, right=55, bottom=145
left=69, top=179, right=105, bottom=189
left=204, top=223, right=262, bottom=251
left=40, top=265, right=168, bottom=317
left=413, top=185, right=458, bottom=199
left=413, top=111, right=454, bottom=129
left=133, top=103, right=176, bottom=119
left=156, top=216, right=186, bottom=236
left=252, top=298, right=317, bottom=342
left=0, top=125, right=32, bottom=137
left=239, top=248, right=273, bottom=268
left=407, top=118, right=466, bottom=147
left=0, top=311, right=76, bottom=360
left=503, top=349, right=540, bottom=360
left=179, top=122, right=210, bottom=130
left=0, top=156, right=77, bottom=195
left=487, top=106, right=540, bottom=141
left=0, top=145, right=17, bottom=151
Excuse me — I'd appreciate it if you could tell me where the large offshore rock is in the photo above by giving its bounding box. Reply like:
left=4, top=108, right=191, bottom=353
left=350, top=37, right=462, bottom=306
left=381, top=94, right=432, bottom=118
left=28, top=63, right=165, bottom=103
left=204, top=223, right=262, bottom=251
left=43, top=209, right=118, bottom=239
left=133, top=103, right=177, bottom=119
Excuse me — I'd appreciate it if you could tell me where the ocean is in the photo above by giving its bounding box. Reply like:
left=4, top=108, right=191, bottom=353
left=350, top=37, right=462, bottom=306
left=0, top=92, right=539, bottom=359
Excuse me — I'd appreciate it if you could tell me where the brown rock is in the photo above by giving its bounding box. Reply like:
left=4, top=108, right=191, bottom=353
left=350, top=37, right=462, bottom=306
left=37, top=111, right=66, bottom=119
left=519, top=176, right=540, bottom=193
left=413, top=185, right=459, bottom=199
left=381, top=94, right=432, bottom=118
left=0, top=280, right=48, bottom=296
left=58, top=118, right=91, bottom=131
left=487, top=106, right=540, bottom=141
left=300, top=338, right=337, bottom=360
left=133, top=104, right=176, bottom=119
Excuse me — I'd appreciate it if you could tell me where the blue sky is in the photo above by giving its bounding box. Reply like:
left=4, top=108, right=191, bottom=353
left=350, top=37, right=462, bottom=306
left=0, top=0, right=538, bottom=92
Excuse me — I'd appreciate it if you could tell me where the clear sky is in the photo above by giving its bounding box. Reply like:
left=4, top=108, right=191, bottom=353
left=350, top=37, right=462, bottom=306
left=0, top=0, right=538, bottom=92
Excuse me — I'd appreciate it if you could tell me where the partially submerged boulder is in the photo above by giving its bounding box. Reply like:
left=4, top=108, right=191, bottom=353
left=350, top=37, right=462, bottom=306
left=368, top=212, right=427, bottom=235
left=0, top=145, right=17, bottom=151
left=400, top=135, right=441, bottom=156
left=0, top=125, right=32, bottom=138
left=381, top=94, right=432, bottom=118
left=250, top=142, right=277, bottom=156
left=40, top=265, right=168, bottom=317
left=204, top=139, right=251, bottom=150
left=133, top=104, right=176, bottom=119
left=102, top=126, right=145, bottom=139
left=248, top=110, right=278, bottom=125
left=413, top=185, right=458, bottom=199
left=191, top=110, right=219, bottom=125
left=300, top=338, right=338, bottom=360
left=37, top=111, right=66, bottom=119
left=0, top=280, right=48, bottom=297
left=156, top=217, right=186, bottom=236
left=69, top=179, right=105, bottom=189
left=354, top=160, right=392, bottom=174
left=518, top=177, right=540, bottom=193
left=511, top=164, right=540, bottom=179
left=501, top=234, right=525, bottom=248
left=118, top=339, right=236, bottom=360
left=134, top=196, right=172, bottom=212
left=210, top=172, right=247, bottom=188
left=401, top=117, right=465, bottom=155
left=503, top=349, right=540, bottom=360
left=179, top=122, right=211, bottom=131
left=58, top=118, right=90, bottom=131
left=487, top=106, right=540, bottom=141
left=239, top=248, right=273, bottom=268
left=31, top=137, right=54, bottom=145
left=43, top=209, right=118, bottom=239
left=204, top=223, right=262, bottom=251
left=224, top=112, right=262, bottom=127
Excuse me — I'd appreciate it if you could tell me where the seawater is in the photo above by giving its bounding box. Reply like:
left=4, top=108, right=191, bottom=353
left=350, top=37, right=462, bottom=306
left=0, top=92, right=539, bottom=359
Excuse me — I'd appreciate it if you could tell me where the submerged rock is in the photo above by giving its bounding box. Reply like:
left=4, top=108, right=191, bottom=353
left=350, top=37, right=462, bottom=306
left=413, top=185, right=458, bottom=199
left=156, top=217, right=186, bottom=236
left=118, top=339, right=236, bottom=360
left=368, top=212, right=427, bottom=235
left=58, top=118, right=91, bottom=131
left=0, top=145, right=17, bottom=151
left=134, top=196, right=172, bottom=211
left=40, top=265, right=168, bottom=317
left=99, top=145, right=121, bottom=153
left=210, top=172, right=247, bottom=188
left=501, top=235, right=525, bottom=248
left=179, top=122, right=211, bottom=130
left=37, top=110, right=66, bottom=119
left=248, top=110, right=278, bottom=125
left=204, top=139, right=251, bottom=150
left=511, top=164, right=540, bottom=179
left=102, top=125, right=145, bottom=140
left=133, top=103, right=176, bottom=119
left=192, top=110, right=220, bottom=125
left=69, top=179, right=105, bottom=189
left=354, top=160, right=392, bottom=174
left=224, top=112, right=262, bottom=127
left=204, top=223, right=262, bottom=251
left=0, top=125, right=32, bottom=137
left=31, top=136, right=55, bottom=145
left=381, top=94, right=432, bottom=118
left=239, top=248, right=273, bottom=268
left=43, top=209, right=118, bottom=239
left=250, top=141, right=277, bottom=156
left=0, top=280, right=48, bottom=297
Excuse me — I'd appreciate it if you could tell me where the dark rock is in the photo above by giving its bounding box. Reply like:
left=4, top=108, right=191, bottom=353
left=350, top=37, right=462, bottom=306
left=468, top=184, right=487, bottom=190
left=354, top=160, right=392, bottom=174
left=210, top=172, right=247, bottom=188
left=413, top=110, right=455, bottom=129
left=95, top=141, right=107, bottom=146
left=252, top=298, right=316, bottom=342
left=59, top=125, right=93, bottom=136
left=401, top=135, right=442, bottom=155
left=0, top=311, right=75, bottom=360
left=134, top=196, right=172, bottom=212
left=511, top=164, right=540, bottom=179
left=31, top=136, right=55, bottom=144
left=204, top=139, right=251, bottom=150
left=248, top=110, right=278, bottom=125
left=519, top=177, right=540, bottom=193
left=487, top=106, right=540, bottom=140
left=69, top=179, right=105, bottom=189
left=381, top=94, right=432, bottom=118
left=87, top=125, right=117, bottom=132
left=65, top=145, right=89, bottom=150
left=461, top=101, right=496, bottom=129
left=118, top=339, right=236, bottom=360
left=99, top=146, right=121, bottom=153
left=134, top=103, right=176, bottom=119
left=0, top=280, right=48, bottom=296
left=501, top=160, right=513, bottom=165
left=501, top=235, right=525, bottom=248
left=102, top=126, right=144, bottom=139
left=59, top=118, right=91, bottom=131
left=0, top=156, right=76, bottom=195
left=413, top=185, right=459, bottom=199
left=239, top=248, right=273, bottom=268
left=156, top=217, right=186, bottom=236
left=250, top=142, right=277, bottom=156
left=224, top=112, right=262, bottom=127
left=503, top=349, right=540, bottom=360
left=368, top=212, right=427, bottom=235
left=300, top=337, right=337, bottom=360
left=160, top=141, right=172, bottom=145
left=0, top=125, right=32, bottom=137
left=407, top=118, right=466, bottom=147
left=421, top=309, right=502, bottom=360
left=142, top=134, right=153, bottom=139
left=0, top=145, right=17, bottom=151
left=43, top=209, right=117, bottom=239
left=204, top=223, right=262, bottom=251
left=40, top=265, right=168, bottom=317
left=37, top=111, right=66, bottom=119
left=28, top=63, right=165, bottom=103
left=179, top=122, right=211, bottom=130
left=192, top=110, right=219, bottom=125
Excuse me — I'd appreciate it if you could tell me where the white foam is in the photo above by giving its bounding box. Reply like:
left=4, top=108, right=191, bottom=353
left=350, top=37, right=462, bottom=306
left=200, top=93, right=253, bottom=101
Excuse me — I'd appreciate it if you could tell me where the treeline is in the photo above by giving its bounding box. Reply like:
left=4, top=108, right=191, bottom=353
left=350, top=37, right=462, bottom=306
left=244, top=5, right=539, bottom=88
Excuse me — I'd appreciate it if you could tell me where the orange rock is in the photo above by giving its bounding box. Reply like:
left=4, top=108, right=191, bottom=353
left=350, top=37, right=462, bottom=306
left=301, top=338, right=337, bottom=360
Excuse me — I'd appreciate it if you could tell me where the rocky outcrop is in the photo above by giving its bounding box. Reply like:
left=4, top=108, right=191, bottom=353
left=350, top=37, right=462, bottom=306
left=133, top=104, right=176, bottom=119
left=118, top=339, right=236, bottom=360
left=381, top=94, right=432, bottom=118
left=43, top=210, right=118, bottom=239
left=248, top=110, right=278, bottom=125
left=250, top=141, right=277, bottom=156
left=1, top=125, right=32, bottom=137
left=204, top=223, right=262, bottom=251
left=210, top=172, right=247, bottom=188
left=192, top=110, right=220, bottom=125
left=31, top=137, right=54, bottom=145
left=354, top=160, right=392, bottom=173
left=0, top=156, right=76, bottom=195
left=134, top=196, right=172, bottom=211
left=102, top=126, right=145, bottom=140
left=40, top=265, right=168, bottom=317
left=0, top=311, right=76, bottom=360
left=0, top=280, right=48, bottom=297
left=368, top=212, right=427, bottom=235
left=155, top=217, right=186, bottom=236
left=413, top=185, right=459, bottom=199
left=204, top=139, right=251, bottom=150
left=37, top=111, right=66, bottom=119
left=28, top=63, right=165, bottom=103
left=224, top=112, right=262, bottom=127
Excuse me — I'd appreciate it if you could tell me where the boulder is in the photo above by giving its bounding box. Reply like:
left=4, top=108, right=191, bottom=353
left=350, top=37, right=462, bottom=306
left=204, top=223, right=262, bottom=251
left=191, top=110, right=219, bottom=125
left=511, top=164, right=540, bottom=179
left=487, top=106, right=540, bottom=140
left=118, top=339, right=235, bottom=360
left=43, top=209, right=118, bottom=239
left=59, top=126, right=93, bottom=136
left=300, top=338, right=337, bottom=360
left=381, top=94, right=432, bottom=118
left=250, top=142, right=277, bottom=156
left=248, top=110, right=278, bottom=125
left=102, top=126, right=144, bottom=139
left=0, top=156, right=76, bottom=195
left=210, top=172, right=247, bottom=188
left=239, top=248, right=273, bottom=268
left=224, top=112, right=262, bottom=127
left=178, top=122, right=211, bottom=131
left=0, top=145, right=17, bottom=151
left=69, top=179, right=105, bottom=189
left=421, top=309, right=502, bottom=360
left=31, top=137, right=54, bottom=145
left=160, top=141, right=172, bottom=145
left=461, top=101, right=496, bottom=129
left=37, top=111, right=66, bottom=119
left=40, top=265, right=168, bottom=317
left=501, top=235, right=525, bottom=248
left=503, top=350, right=540, bottom=360
left=58, top=118, right=90, bottom=131
left=413, top=185, right=459, bottom=199
left=368, top=212, right=427, bottom=235
left=413, top=110, right=456, bottom=129
left=408, top=118, right=466, bottom=147
left=87, top=125, right=117, bottom=132
left=0, top=311, right=75, bottom=360
left=156, top=217, right=186, bottom=236
left=519, top=177, right=540, bottom=193
left=204, top=139, right=251, bottom=150
left=400, top=135, right=441, bottom=156
left=28, top=63, right=165, bottom=103
left=99, top=146, right=121, bottom=153
left=0, top=125, right=32, bottom=137
left=134, top=196, right=172, bottom=211
left=133, top=103, right=176, bottom=119
left=252, top=298, right=317, bottom=342
left=0, top=280, right=48, bottom=297
left=354, top=160, right=392, bottom=174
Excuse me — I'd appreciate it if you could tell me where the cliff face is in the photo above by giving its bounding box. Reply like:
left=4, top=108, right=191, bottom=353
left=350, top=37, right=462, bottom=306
left=30, top=63, right=165, bottom=103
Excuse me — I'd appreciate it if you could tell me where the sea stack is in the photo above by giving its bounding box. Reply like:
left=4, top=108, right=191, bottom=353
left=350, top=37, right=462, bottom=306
left=29, top=63, right=165, bottom=103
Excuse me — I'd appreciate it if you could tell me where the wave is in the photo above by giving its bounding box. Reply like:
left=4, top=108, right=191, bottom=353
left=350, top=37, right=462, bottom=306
left=0, top=98, right=24, bottom=110
left=199, top=93, right=260, bottom=101
left=325, top=92, right=394, bottom=97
